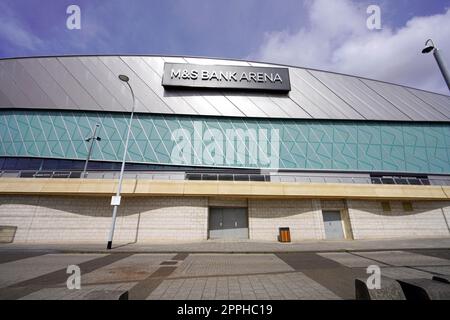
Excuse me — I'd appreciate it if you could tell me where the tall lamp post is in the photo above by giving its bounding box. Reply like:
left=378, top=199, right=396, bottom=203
left=82, top=124, right=101, bottom=178
left=107, top=74, right=135, bottom=250
left=422, top=39, right=450, bottom=92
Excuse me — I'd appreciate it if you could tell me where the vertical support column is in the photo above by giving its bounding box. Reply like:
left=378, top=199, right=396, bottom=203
left=311, top=199, right=325, bottom=240
left=205, top=198, right=210, bottom=240
left=246, top=198, right=251, bottom=240
left=342, top=200, right=355, bottom=240
left=441, top=203, right=450, bottom=235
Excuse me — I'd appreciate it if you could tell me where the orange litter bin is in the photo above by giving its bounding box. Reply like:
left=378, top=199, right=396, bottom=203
left=278, top=227, right=291, bottom=243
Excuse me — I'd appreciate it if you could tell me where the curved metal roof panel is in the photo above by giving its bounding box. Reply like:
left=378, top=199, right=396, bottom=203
left=0, top=55, right=448, bottom=122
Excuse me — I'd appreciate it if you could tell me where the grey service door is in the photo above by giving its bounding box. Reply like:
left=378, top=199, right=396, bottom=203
left=322, top=211, right=345, bottom=240
left=209, top=208, right=248, bottom=239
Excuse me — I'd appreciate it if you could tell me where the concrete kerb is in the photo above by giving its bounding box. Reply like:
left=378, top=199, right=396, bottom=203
left=1, top=238, right=450, bottom=254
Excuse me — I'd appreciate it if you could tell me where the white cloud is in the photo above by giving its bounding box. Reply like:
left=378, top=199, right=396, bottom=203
left=0, top=3, right=43, bottom=53
left=252, top=0, right=450, bottom=95
left=0, top=2, right=115, bottom=56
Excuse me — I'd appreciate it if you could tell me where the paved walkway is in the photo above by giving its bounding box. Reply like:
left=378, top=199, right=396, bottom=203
left=0, top=239, right=449, bottom=300
left=1, top=237, right=450, bottom=253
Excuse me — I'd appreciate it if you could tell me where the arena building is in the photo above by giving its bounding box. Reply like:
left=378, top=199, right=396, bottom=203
left=0, top=55, right=449, bottom=243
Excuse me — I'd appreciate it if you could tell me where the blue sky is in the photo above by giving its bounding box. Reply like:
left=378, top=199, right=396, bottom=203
left=0, top=0, right=449, bottom=93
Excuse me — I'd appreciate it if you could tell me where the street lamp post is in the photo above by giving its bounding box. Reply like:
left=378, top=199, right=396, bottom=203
left=422, top=39, right=450, bottom=92
left=82, top=124, right=101, bottom=178
left=107, top=74, right=135, bottom=250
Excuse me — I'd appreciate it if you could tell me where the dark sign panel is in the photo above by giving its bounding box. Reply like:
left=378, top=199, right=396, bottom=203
left=162, top=63, right=291, bottom=92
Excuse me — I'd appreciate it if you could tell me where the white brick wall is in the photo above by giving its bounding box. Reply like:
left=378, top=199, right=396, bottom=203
left=208, top=197, right=248, bottom=208
left=443, top=205, right=450, bottom=231
left=248, top=199, right=325, bottom=241
left=0, top=195, right=208, bottom=243
left=1, top=195, right=449, bottom=243
left=249, top=199, right=450, bottom=241
left=347, top=200, right=450, bottom=239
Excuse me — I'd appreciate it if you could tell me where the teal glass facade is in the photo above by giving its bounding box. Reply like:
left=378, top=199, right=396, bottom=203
left=0, top=110, right=449, bottom=174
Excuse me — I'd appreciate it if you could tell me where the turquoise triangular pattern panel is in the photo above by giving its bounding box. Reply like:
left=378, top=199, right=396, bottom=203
left=0, top=110, right=449, bottom=174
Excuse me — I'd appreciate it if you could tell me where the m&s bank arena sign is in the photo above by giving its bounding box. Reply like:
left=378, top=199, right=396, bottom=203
left=162, top=63, right=291, bottom=92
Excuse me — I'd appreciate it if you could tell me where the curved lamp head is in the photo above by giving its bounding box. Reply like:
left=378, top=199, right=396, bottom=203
left=422, top=46, right=434, bottom=54
left=422, top=39, right=435, bottom=54
left=118, top=74, right=130, bottom=82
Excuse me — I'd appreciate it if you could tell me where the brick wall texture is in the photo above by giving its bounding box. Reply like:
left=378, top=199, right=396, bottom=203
left=0, top=195, right=449, bottom=243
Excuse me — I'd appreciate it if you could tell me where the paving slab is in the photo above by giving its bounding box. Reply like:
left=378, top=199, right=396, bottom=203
left=81, top=254, right=175, bottom=285
left=0, top=253, right=133, bottom=299
left=147, top=272, right=340, bottom=300
left=170, top=254, right=293, bottom=278
left=128, top=266, right=178, bottom=300
left=318, top=252, right=388, bottom=268
left=0, top=244, right=448, bottom=300
left=19, top=282, right=136, bottom=300
left=380, top=267, right=434, bottom=279
left=277, top=252, right=368, bottom=299
left=355, top=251, right=450, bottom=267
left=409, top=249, right=450, bottom=261
left=415, top=266, right=450, bottom=276
left=0, top=253, right=105, bottom=289
left=0, top=251, right=48, bottom=264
